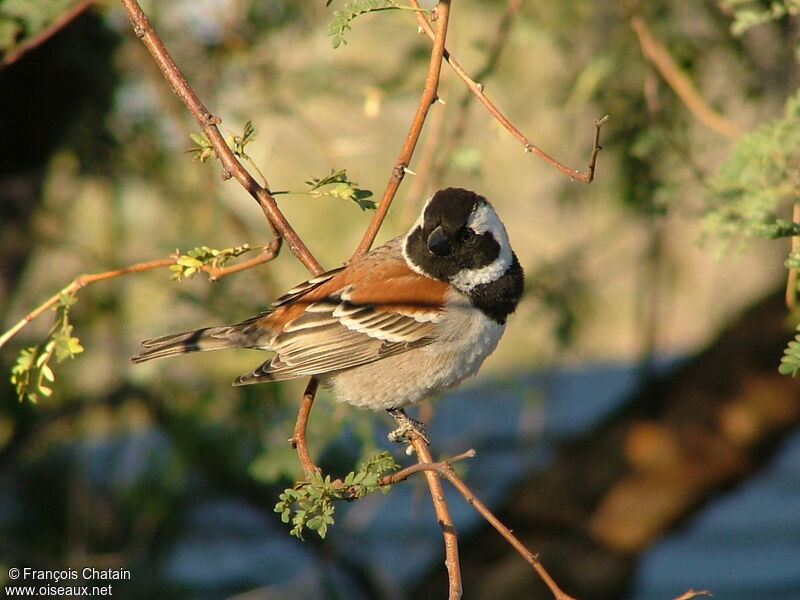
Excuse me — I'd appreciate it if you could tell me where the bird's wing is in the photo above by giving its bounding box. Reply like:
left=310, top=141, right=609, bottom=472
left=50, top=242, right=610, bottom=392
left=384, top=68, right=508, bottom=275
left=234, top=242, right=449, bottom=384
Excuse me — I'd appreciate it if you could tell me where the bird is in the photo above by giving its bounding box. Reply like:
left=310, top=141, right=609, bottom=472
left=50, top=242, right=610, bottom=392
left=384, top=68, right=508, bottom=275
left=131, top=187, right=524, bottom=442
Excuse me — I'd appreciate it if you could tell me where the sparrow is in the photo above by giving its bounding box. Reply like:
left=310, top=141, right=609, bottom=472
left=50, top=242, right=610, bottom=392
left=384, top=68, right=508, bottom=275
left=131, top=187, right=524, bottom=442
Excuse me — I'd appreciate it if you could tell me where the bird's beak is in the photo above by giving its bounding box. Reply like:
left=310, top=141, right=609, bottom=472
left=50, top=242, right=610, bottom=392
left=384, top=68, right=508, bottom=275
left=426, top=225, right=452, bottom=256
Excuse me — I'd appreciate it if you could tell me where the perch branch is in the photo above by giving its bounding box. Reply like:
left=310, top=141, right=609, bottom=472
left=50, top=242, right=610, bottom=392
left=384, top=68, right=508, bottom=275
left=0, top=0, right=95, bottom=70
left=288, top=378, right=322, bottom=477
left=626, top=4, right=741, bottom=140
left=119, top=0, right=324, bottom=276
left=353, top=0, right=452, bottom=257
left=409, top=432, right=463, bottom=600
left=409, top=0, right=608, bottom=183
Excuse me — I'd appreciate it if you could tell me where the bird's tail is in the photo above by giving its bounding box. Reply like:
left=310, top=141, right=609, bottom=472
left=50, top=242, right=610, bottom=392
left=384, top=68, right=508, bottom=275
left=131, top=315, right=271, bottom=364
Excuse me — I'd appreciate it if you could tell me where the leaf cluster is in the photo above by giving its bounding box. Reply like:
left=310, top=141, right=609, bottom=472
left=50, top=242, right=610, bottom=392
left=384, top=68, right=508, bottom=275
left=274, top=451, right=399, bottom=539
left=721, top=0, right=800, bottom=36
left=327, top=1, right=404, bottom=49
left=10, top=293, right=83, bottom=403
left=304, top=168, right=376, bottom=211
left=188, top=120, right=257, bottom=164
left=703, top=90, right=800, bottom=254
left=780, top=329, right=800, bottom=375
left=169, top=244, right=254, bottom=280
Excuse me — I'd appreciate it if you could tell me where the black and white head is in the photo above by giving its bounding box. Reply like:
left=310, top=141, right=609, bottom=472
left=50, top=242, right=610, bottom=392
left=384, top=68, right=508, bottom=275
left=403, top=188, right=524, bottom=323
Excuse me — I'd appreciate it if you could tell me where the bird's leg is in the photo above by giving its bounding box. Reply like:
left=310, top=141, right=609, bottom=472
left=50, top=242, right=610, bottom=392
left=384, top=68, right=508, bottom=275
left=386, top=408, right=429, bottom=445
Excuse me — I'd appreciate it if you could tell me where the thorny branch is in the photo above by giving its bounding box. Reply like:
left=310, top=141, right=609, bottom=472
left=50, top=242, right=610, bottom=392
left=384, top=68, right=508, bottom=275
left=409, top=0, right=609, bottom=183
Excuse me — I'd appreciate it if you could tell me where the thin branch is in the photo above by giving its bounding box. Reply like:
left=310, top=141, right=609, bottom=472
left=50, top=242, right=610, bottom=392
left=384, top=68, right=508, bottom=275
left=0, top=257, right=171, bottom=350
left=288, top=378, right=322, bottom=478
left=119, top=0, right=324, bottom=276
left=428, top=0, right=523, bottom=191
left=437, top=464, right=578, bottom=600
left=626, top=4, right=741, bottom=140
left=409, top=0, right=609, bottom=183
left=379, top=448, right=476, bottom=485
left=204, top=238, right=281, bottom=281
left=352, top=0, right=452, bottom=257
left=408, top=433, right=463, bottom=600
left=0, top=0, right=94, bottom=70
left=0, top=241, right=282, bottom=350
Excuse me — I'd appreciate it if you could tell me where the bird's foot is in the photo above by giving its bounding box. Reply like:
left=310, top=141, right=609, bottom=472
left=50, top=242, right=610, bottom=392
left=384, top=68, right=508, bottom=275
left=386, top=408, right=429, bottom=445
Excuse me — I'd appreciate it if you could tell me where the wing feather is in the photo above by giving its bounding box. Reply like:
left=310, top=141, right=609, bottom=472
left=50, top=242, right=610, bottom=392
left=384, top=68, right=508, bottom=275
left=232, top=237, right=449, bottom=385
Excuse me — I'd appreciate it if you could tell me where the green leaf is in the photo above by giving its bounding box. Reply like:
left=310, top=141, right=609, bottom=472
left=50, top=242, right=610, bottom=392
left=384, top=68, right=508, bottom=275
left=703, top=89, right=800, bottom=255
left=305, top=169, right=375, bottom=210
left=779, top=334, right=800, bottom=376
left=328, top=1, right=397, bottom=48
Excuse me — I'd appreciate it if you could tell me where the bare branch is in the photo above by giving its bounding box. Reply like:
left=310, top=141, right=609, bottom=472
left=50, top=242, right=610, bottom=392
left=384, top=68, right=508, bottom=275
left=0, top=0, right=95, bottom=70
left=288, top=378, right=322, bottom=478
left=408, top=432, right=463, bottom=600
left=353, top=0, right=452, bottom=257
left=379, top=449, right=476, bottom=485
left=409, top=0, right=609, bottom=183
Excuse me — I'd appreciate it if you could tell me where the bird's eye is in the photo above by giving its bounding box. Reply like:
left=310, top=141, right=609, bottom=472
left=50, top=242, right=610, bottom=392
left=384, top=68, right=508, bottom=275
left=459, top=228, right=475, bottom=244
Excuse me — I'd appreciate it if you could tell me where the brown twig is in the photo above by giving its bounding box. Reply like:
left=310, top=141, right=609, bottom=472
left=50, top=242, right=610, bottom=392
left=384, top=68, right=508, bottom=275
left=410, top=0, right=608, bottom=184
left=288, top=378, right=322, bottom=477
left=0, top=0, right=95, bottom=70
left=119, top=0, right=324, bottom=277
left=379, top=448, right=476, bottom=485
left=0, top=257, right=172, bottom=351
left=352, top=0, right=452, bottom=257
left=409, top=432, right=463, bottom=600
left=204, top=238, right=282, bottom=281
left=0, top=241, right=282, bottom=350
left=626, top=4, right=741, bottom=140
left=382, top=445, right=575, bottom=600
left=437, top=464, right=578, bottom=600
left=428, top=0, right=522, bottom=191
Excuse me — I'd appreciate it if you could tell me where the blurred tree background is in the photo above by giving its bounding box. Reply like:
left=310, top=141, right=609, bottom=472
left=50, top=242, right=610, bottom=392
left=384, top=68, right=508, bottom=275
left=1, top=1, right=800, bottom=599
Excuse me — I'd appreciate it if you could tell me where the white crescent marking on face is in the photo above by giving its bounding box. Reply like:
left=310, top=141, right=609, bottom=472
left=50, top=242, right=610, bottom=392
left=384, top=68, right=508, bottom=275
left=450, top=202, right=513, bottom=292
